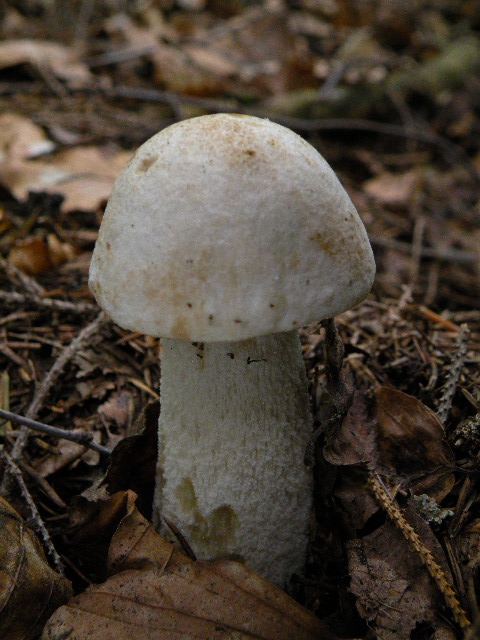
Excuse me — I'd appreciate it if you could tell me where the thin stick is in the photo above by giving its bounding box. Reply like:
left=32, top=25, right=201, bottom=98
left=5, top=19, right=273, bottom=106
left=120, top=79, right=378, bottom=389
left=369, top=235, right=475, bottom=266
left=0, top=409, right=111, bottom=456
left=162, top=514, right=197, bottom=561
left=0, top=256, right=44, bottom=296
left=1, top=447, right=65, bottom=574
left=0, top=290, right=96, bottom=315
left=8, top=312, right=109, bottom=463
left=367, top=471, right=471, bottom=633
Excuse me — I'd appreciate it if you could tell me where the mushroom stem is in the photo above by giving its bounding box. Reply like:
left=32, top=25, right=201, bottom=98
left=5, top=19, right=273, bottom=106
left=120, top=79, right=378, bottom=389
left=153, top=330, right=313, bottom=585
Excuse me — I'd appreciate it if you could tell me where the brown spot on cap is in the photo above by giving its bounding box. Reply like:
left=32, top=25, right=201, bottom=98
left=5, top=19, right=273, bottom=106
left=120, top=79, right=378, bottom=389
left=137, top=155, right=157, bottom=173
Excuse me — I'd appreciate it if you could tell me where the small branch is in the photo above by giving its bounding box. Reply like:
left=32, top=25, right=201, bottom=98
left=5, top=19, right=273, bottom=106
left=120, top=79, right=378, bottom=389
left=84, top=45, right=157, bottom=68
left=0, top=290, right=97, bottom=315
left=0, top=409, right=111, bottom=456
left=369, top=235, right=476, bottom=266
left=304, top=318, right=353, bottom=466
left=1, top=447, right=65, bottom=574
left=367, top=470, right=471, bottom=633
left=162, top=514, right=197, bottom=561
left=0, top=256, right=44, bottom=296
left=8, top=312, right=109, bottom=464
left=323, top=318, right=353, bottom=410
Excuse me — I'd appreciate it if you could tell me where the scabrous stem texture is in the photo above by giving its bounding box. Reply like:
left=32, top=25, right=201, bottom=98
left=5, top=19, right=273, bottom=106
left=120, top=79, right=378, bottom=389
left=153, top=330, right=313, bottom=585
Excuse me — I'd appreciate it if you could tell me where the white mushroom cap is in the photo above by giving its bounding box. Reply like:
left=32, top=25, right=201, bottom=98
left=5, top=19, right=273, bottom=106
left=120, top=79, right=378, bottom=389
left=89, top=114, right=375, bottom=341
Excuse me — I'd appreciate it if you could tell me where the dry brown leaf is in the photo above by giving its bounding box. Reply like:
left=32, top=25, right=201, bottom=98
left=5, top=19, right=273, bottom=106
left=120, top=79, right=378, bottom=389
left=103, top=13, right=223, bottom=96
left=0, top=39, right=91, bottom=85
left=199, top=12, right=315, bottom=96
left=0, top=146, right=131, bottom=212
left=99, top=401, right=158, bottom=519
left=453, top=518, right=480, bottom=608
left=0, top=496, right=72, bottom=640
left=347, top=512, right=447, bottom=639
left=373, top=386, right=455, bottom=500
left=152, top=42, right=226, bottom=95
left=363, top=169, right=421, bottom=206
left=325, top=387, right=455, bottom=499
left=42, top=491, right=336, bottom=640
left=98, top=389, right=135, bottom=431
left=7, top=234, right=77, bottom=275
left=323, top=390, right=377, bottom=466
left=7, top=237, right=53, bottom=276
left=33, top=437, right=98, bottom=477
left=331, top=470, right=379, bottom=531
left=46, top=233, right=77, bottom=267
left=324, top=387, right=455, bottom=533
left=0, top=114, right=54, bottom=162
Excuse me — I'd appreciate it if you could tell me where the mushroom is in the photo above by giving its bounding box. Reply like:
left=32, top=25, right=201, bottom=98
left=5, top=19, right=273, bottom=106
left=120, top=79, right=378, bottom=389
left=89, top=114, right=375, bottom=585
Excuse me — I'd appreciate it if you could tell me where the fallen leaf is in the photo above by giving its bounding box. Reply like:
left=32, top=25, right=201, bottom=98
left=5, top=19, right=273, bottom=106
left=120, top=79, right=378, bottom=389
left=0, top=146, right=131, bottom=212
left=0, top=496, right=72, bottom=640
left=33, top=437, right=98, bottom=477
left=347, top=506, right=453, bottom=640
left=0, top=113, right=55, bottom=162
left=323, top=390, right=377, bottom=466
left=152, top=42, right=226, bottom=95
left=42, top=491, right=335, bottom=640
left=363, top=169, right=421, bottom=206
left=7, top=237, right=52, bottom=276
left=100, top=401, right=158, bottom=519
left=0, top=39, right=91, bottom=85
left=98, top=389, right=136, bottom=431
left=7, top=234, right=77, bottom=275
left=373, top=386, right=455, bottom=500
left=64, top=491, right=134, bottom=584
left=331, top=469, right=379, bottom=531
left=454, top=518, right=480, bottom=603
left=46, top=233, right=77, bottom=267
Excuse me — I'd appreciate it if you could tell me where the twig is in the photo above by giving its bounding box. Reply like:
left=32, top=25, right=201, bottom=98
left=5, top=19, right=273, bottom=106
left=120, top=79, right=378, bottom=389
left=84, top=45, right=157, bottom=67
left=437, top=324, right=470, bottom=425
left=323, top=318, right=353, bottom=410
left=1, top=447, right=65, bottom=574
left=305, top=318, right=353, bottom=466
left=409, top=215, right=426, bottom=289
left=20, top=460, right=68, bottom=510
left=0, top=372, right=12, bottom=434
left=162, top=514, right=197, bottom=561
left=74, top=0, right=94, bottom=46
left=0, top=290, right=96, bottom=315
left=0, top=408, right=111, bottom=456
left=8, top=312, right=109, bottom=464
left=367, top=470, right=471, bottom=633
left=369, top=235, right=476, bottom=266
left=417, top=306, right=460, bottom=332
left=0, top=256, right=44, bottom=296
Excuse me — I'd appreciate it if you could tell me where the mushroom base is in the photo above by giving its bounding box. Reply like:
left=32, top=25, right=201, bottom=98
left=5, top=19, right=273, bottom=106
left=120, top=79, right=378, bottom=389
left=153, top=330, right=313, bottom=585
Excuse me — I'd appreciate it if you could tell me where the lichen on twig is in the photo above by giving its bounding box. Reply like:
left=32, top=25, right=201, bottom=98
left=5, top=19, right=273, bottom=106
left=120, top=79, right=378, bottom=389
left=437, top=323, right=470, bottom=425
